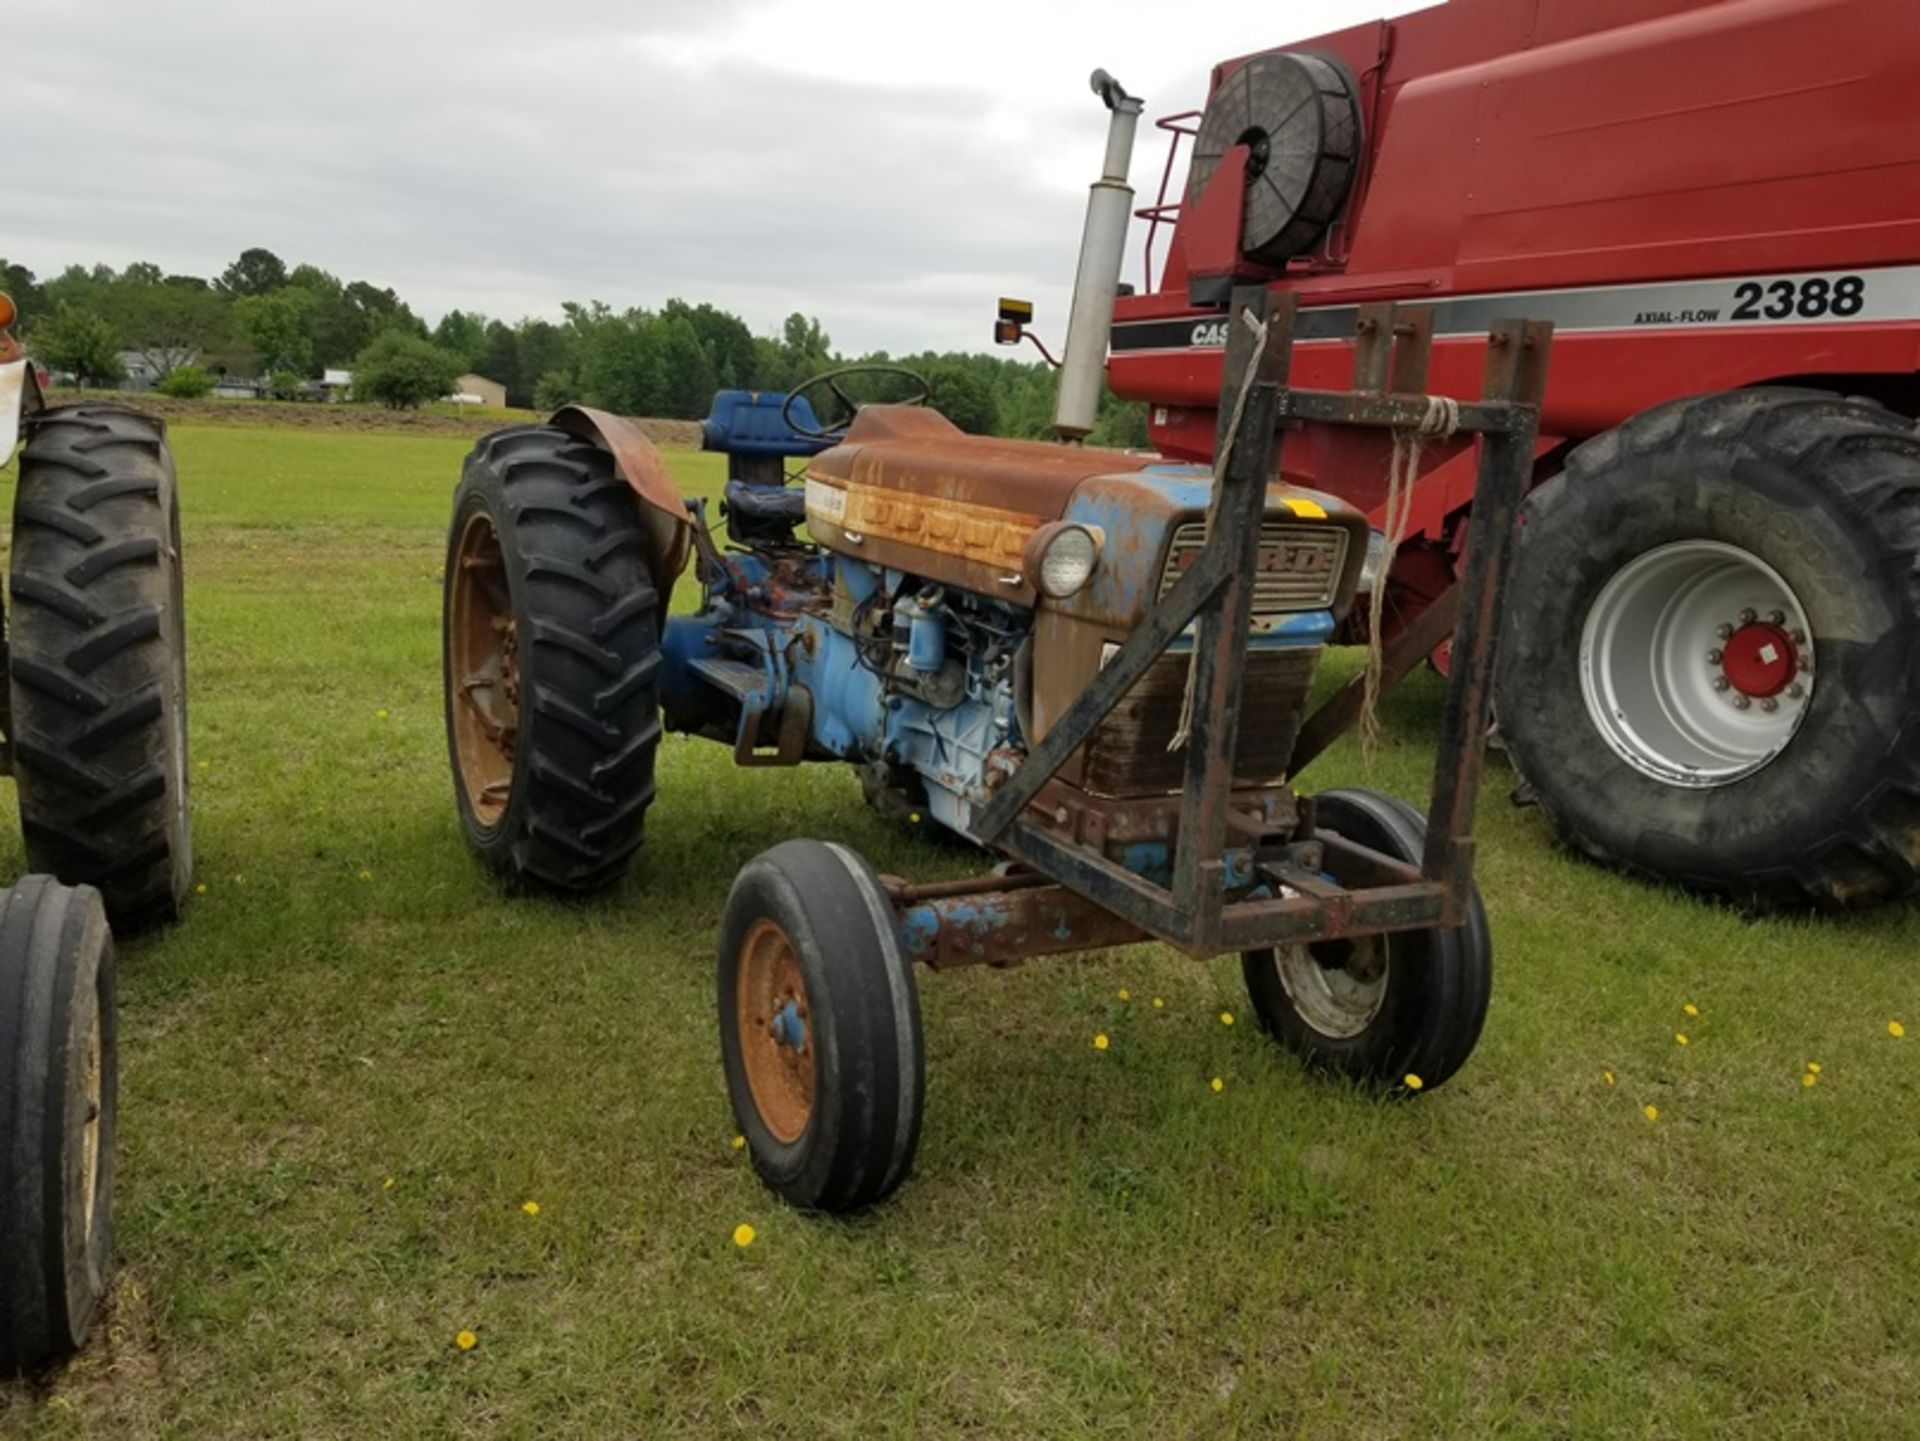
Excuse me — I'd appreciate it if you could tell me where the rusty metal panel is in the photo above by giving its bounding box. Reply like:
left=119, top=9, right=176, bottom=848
left=548, top=405, right=693, bottom=592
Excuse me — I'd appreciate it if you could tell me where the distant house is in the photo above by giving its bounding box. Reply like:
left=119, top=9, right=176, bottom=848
left=448, top=373, right=507, bottom=408
left=320, top=369, right=353, bottom=402
left=116, top=350, right=194, bottom=392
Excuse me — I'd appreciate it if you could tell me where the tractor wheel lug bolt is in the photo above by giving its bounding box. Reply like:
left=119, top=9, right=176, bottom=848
left=1711, top=676, right=1730, bottom=692
left=1707, top=648, right=1724, bottom=665
left=1739, top=608, right=1757, bottom=624
left=1716, top=623, right=1733, bottom=640
left=1788, top=683, right=1806, bottom=700
left=1733, top=694, right=1752, bottom=710
left=1791, top=629, right=1807, bottom=646
left=1760, top=697, right=1778, bottom=713
left=1768, top=610, right=1786, bottom=626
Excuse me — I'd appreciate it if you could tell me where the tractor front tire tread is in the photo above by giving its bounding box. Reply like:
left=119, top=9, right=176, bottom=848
left=718, top=839, right=925, bottom=1213
left=0, top=877, right=116, bottom=1374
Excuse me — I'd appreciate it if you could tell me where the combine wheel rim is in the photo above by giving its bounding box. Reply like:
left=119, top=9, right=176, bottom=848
left=1579, top=539, right=1813, bottom=789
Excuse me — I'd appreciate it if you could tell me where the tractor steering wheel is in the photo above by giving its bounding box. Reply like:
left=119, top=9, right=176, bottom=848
left=782, top=364, right=932, bottom=442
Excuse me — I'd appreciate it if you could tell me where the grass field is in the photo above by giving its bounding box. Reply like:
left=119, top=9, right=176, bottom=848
left=1, top=420, right=1916, bottom=1438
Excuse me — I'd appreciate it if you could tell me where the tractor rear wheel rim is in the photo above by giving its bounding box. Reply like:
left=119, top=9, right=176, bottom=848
left=1277, top=937, right=1389, bottom=1039
left=736, top=919, right=816, bottom=1144
left=450, top=511, right=517, bottom=827
left=1581, top=540, right=1814, bottom=788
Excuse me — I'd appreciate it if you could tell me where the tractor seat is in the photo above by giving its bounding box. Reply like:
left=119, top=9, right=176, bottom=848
left=807, top=405, right=1158, bottom=521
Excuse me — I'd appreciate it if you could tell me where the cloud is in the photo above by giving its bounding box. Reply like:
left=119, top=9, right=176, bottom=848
left=8, top=0, right=1413, bottom=353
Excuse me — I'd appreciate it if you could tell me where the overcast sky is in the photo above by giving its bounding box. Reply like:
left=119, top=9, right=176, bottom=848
left=11, top=0, right=1425, bottom=355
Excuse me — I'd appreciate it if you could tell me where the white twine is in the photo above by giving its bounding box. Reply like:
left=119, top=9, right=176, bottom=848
left=1169, top=307, right=1270, bottom=754
left=1359, top=393, right=1460, bottom=767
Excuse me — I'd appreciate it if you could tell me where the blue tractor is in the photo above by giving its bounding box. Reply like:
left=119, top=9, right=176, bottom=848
left=442, top=297, right=1548, bottom=1213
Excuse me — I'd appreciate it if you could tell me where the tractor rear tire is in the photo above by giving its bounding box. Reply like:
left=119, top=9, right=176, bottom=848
left=1498, top=388, right=1920, bottom=911
left=0, top=878, right=116, bottom=1374
left=718, top=839, right=924, bottom=1212
left=443, top=425, right=663, bottom=892
left=1243, top=789, right=1491, bottom=1093
left=9, top=405, right=192, bottom=932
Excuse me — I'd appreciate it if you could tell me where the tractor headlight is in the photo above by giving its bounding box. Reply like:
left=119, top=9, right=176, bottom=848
left=1024, top=522, right=1102, bottom=599
left=1357, top=528, right=1387, bottom=594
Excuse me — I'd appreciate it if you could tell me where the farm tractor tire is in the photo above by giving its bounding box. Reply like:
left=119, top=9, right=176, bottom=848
left=0, top=877, right=116, bottom=1375
left=718, top=838, right=925, bottom=1213
left=1243, top=789, right=1491, bottom=1093
left=9, top=406, right=192, bottom=933
left=1499, top=388, right=1920, bottom=911
left=444, top=425, right=664, bottom=892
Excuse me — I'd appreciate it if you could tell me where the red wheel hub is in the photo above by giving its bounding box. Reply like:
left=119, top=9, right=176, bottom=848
left=1721, top=621, right=1798, bottom=698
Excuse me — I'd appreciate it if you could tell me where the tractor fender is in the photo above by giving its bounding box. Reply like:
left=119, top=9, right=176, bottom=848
left=548, top=404, right=693, bottom=600
left=0, top=358, right=28, bottom=468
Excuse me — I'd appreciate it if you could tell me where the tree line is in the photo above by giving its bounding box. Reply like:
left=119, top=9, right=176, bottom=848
left=0, top=248, right=1147, bottom=444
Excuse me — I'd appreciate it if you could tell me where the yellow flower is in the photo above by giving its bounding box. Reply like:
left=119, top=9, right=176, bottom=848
left=733, top=1223, right=757, bottom=1248
left=357, top=869, right=373, bottom=881
left=197, top=760, right=210, bottom=771
left=1892, top=1020, right=1907, bottom=1039
left=1403, top=1073, right=1424, bottom=1091
left=1805, top=1062, right=1821, bottom=1075
left=455, top=1330, right=478, bottom=1351
left=1219, top=1011, right=1235, bottom=1027
left=194, top=882, right=208, bottom=895
left=376, top=708, right=390, bottom=719
left=907, top=812, right=921, bottom=824
left=1675, top=1033, right=1689, bottom=1046
left=1151, top=997, right=1165, bottom=1010
left=1117, top=989, right=1131, bottom=1002
left=731, top=1134, right=747, bottom=1151
left=1683, top=1003, right=1700, bottom=1017
left=1802, top=1072, right=1819, bottom=1089
left=1093, top=1033, right=1110, bottom=1052
left=383, top=1177, right=395, bottom=1191
left=522, top=1201, right=540, bottom=1216
left=1209, top=1076, right=1224, bottom=1093
left=1603, top=1069, right=1615, bottom=1086
left=1643, top=1104, right=1660, bottom=1122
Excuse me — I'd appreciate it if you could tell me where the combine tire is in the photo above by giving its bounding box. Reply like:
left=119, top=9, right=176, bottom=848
left=1243, top=789, right=1490, bottom=1093
left=444, top=426, right=663, bottom=891
left=718, top=839, right=924, bottom=1212
left=0, top=878, right=116, bottom=1374
left=9, top=406, right=191, bottom=932
left=1499, top=389, right=1920, bottom=910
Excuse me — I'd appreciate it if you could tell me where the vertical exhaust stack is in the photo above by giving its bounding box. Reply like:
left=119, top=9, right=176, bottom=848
left=1053, top=70, right=1143, bottom=442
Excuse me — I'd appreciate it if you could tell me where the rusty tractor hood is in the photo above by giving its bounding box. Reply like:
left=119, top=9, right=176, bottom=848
left=802, top=404, right=1367, bottom=617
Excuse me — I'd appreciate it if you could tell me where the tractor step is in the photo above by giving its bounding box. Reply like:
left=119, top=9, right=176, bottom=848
left=689, top=657, right=769, bottom=703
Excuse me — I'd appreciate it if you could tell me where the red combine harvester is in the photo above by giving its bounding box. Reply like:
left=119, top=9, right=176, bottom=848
left=1074, top=0, right=1920, bottom=910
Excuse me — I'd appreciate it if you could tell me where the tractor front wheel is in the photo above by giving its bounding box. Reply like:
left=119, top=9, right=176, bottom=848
left=443, top=426, right=663, bottom=891
left=0, top=878, right=116, bottom=1374
left=1243, top=789, right=1491, bottom=1093
left=1498, top=388, right=1920, bottom=910
left=718, top=839, right=925, bottom=1212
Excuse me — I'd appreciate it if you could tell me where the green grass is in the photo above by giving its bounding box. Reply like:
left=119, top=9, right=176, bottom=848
left=1, top=424, right=1916, bottom=1438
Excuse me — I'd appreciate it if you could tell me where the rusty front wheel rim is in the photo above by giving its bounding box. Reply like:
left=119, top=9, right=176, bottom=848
left=449, top=510, right=518, bottom=829
left=736, top=919, right=816, bottom=1145
left=80, top=1004, right=102, bottom=1236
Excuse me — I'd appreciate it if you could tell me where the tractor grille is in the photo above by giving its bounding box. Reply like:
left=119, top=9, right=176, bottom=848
left=1082, top=645, right=1322, bottom=796
left=1157, top=522, right=1347, bottom=613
